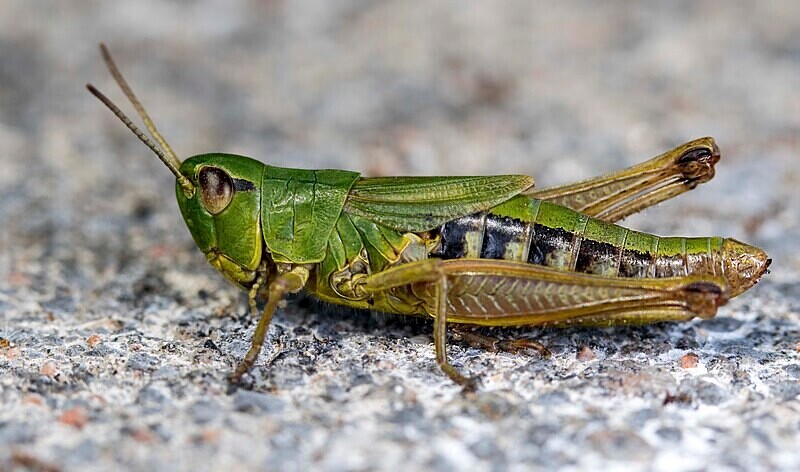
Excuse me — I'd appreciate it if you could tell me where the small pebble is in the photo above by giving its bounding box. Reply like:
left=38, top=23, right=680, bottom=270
left=130, top=428, right=155, bottom=443
left=1, top=345, right=21, bottom=360
left=22, top=394, right=44, bottom=407
left=86, top=334, right=102, bottom=348
left=577, top=345, right=596, bottom=361
left=58, top=407, right=88, bottom=429
left=680, top=353, right=700, bottom=369
left=40, top=361, right=58, bottom=378
left=194, top=429, right=220, bottom=444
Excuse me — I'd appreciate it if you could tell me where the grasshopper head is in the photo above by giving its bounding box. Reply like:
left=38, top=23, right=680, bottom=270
left=176, top=154, right=265, bottom=287
left=87, top=45, right=266, bottom=288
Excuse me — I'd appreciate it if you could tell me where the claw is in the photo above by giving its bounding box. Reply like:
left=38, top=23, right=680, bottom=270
left=461, top=375, right=482, bottom=393
left=231, top=358, right=255, bottom=383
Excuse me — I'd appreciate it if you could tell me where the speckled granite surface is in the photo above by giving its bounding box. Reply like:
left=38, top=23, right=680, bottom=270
left=1, top=1, right=798, bottom=471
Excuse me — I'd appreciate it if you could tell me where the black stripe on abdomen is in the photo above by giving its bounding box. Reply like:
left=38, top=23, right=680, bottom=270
left=480, top=214, right=528, bottom=260
left=433, top=212, right=531, bottom=261
left=433, top=213, right=486, bottom=259
left=529, top=224, right=574, bottom=269
left=574, top=239, right=622, bottom=275
left=619, top=248, right=656, bottom=277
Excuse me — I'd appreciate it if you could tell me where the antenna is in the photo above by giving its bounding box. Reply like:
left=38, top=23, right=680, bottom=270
left=87, top=43, right=194, bottom=195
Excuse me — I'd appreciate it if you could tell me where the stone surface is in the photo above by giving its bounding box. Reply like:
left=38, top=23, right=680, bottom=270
left=1, top=1, right=798, bottom=471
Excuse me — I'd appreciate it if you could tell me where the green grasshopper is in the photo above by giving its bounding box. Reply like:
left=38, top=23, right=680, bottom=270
left=88, top=45, right=770, bottom=387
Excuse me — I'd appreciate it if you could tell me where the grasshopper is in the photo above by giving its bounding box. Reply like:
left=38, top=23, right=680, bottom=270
left=88, top=45, right=770, bottom=387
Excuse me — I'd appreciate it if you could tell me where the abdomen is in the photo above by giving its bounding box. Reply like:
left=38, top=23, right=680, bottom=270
left=429, top=196, right=724, bottom=279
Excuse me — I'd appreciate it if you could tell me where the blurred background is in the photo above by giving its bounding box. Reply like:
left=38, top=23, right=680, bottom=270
left=1, top=1, right=798, bottom=471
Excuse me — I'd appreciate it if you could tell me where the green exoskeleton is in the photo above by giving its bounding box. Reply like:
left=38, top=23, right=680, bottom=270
left=88, top=45, right=770, bottom=387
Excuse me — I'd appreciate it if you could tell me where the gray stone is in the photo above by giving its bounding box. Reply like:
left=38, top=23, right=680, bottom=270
left=679, top=377, right=731, bottom=406
left=232, top=390, right=285, bottom=415
left=187, top=400, right=221, bottom=425
left=0, top=422, right=36, bottom=444
left=655, top=426, right=682, bottom=443
left=770, top=381, right=800, bottom=402
left=783, top=364, right=800, bottom=380
left=126, top=352, right=161, bottom=372
left=588, top=429, right=654, bottom=462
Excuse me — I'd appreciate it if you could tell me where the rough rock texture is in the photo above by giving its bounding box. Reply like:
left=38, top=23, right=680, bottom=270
left=1, top=1, right=798, bottom=471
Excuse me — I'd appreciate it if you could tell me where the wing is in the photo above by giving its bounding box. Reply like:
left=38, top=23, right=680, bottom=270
left=344, top=175, right=535, bottom=232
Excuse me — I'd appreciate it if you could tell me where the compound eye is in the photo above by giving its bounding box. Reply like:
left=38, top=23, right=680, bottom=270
left=198, top=166, right=233, bottom=215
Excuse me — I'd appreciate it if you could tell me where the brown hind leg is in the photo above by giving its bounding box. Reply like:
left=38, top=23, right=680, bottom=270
left=526, top=137, right=720, bottom=222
